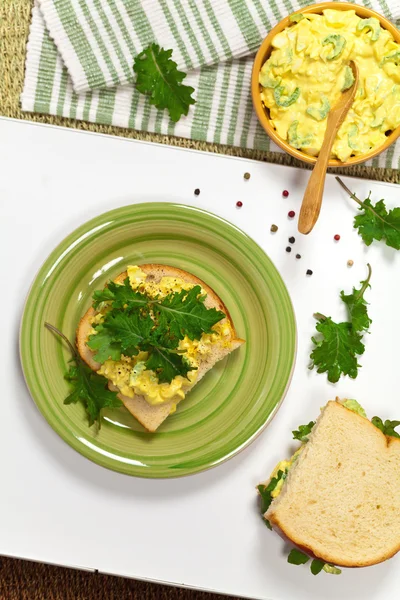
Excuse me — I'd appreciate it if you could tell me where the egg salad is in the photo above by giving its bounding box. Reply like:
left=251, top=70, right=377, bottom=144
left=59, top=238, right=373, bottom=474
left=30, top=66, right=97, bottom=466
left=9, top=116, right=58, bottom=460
left=259, top=9, right=400, bottom=161
left=91, top=266, right=232, bottom=411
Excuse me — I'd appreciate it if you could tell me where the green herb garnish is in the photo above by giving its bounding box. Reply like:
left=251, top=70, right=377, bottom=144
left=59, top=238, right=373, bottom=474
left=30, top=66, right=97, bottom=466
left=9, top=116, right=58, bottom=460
left=310, top=265, right=372, bottom=383
left=287, top=549, right=309, bottom=565
left=257, top=470, right=286, bottom=529
left=292, top=420, right=315, bottom=442
left=133, top=44, right=195, bottom=122
left=88, top=278, right=225, bottom=384
left=287, top=550, right=341, bottom=575
left=371, top=417, right=400, bottom=438
left=336, top=177, right=400, bottom=250
left=45, top=323, right=122, bottom=427
left=310, top=559, right=325, bottom=575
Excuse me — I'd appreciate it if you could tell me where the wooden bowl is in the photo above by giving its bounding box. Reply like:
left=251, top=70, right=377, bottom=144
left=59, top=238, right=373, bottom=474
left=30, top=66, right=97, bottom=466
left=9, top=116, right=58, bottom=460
left=251, top=2, right=400, bottom=167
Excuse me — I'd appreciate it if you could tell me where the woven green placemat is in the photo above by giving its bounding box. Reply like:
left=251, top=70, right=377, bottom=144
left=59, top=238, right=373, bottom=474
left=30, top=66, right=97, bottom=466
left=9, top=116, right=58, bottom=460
left=0, top=0, right=398, bottom=183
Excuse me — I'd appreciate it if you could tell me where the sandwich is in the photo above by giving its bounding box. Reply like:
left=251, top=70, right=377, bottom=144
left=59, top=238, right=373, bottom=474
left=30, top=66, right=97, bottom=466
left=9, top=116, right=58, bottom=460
left=258, top=399, right=400, bottom=574
left=77, top=264, right=244, bottom=432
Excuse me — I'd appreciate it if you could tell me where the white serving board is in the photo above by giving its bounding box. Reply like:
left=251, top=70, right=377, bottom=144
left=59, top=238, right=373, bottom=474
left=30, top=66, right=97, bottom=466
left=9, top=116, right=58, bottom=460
left=0, top=117, right=398, bottom=600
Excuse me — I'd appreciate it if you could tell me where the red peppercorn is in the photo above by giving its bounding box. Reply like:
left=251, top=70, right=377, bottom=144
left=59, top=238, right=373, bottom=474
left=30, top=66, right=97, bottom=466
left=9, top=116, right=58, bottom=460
left=288, top=210, right=295, bottom=218
left=283, top=190, right=289, bottom=197
left=334, top=234, right=341, bottom=241
left=236, top=201, right=243, bottom=208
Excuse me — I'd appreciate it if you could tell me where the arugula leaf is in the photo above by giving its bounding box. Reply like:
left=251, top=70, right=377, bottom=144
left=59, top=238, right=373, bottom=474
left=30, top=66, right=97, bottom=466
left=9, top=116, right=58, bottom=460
left=133, top=44, right=196, bottom=122
left=336, top=177, right=400, bottom=250
left=103, top=311, right=153, bottom=355
left=310, top=559, right=325, bottom=575
left=310, top=318, right=364, bottom=383
left=354, top=197, right=400, bottom=250
left=87, top=327, right=122, bottom=364
left=156, top=285, right=225, bottom=341
left=44, top=323, right=122, bottom=428
left=257, top=470, right=286, bottom=529
left=310, top=265, right=371, bottom=383
left=145, top=346, right=192, bottom=384
left=292, top=421, right=315, bottom=442
left=340, top=264, right=372, bottom=333
left=92, top=287, right=115, bottom=309
left=65, top=361, right=122, bottom=427
left=93, top=279, right=148, bottom=310
left=371, top=417, right=400, bottom=438
left=287, top=549, right=309, bottom=565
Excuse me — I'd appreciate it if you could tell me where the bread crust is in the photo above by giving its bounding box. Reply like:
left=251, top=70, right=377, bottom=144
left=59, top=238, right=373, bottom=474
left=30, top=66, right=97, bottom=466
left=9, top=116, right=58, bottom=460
left=76, top=264, right=244, bottom=432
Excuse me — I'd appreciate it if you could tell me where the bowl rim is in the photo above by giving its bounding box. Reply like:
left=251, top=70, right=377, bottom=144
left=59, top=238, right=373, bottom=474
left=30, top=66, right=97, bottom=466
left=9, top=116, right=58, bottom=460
left=251, top=1, right=400, bottom=167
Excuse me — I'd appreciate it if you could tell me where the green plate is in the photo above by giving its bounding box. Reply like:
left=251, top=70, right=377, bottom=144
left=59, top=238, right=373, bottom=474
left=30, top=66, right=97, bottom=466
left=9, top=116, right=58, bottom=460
left=20, top=203, right=296, bottom=478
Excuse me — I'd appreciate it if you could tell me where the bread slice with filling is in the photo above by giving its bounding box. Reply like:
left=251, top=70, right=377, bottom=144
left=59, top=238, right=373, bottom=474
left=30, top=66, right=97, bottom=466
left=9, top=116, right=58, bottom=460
left=76, top=264, right=244, bottom=432
left=266, top=401, right=400, bottom=567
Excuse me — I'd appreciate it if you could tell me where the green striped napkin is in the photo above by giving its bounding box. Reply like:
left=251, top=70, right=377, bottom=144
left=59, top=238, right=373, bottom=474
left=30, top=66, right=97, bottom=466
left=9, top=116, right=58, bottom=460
left=21, top=0, right=400, bottom=168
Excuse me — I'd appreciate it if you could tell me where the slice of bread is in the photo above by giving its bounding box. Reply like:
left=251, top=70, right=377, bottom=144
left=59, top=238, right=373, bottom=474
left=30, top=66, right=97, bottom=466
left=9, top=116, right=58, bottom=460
left=76, top=264, right=244, bottom=432
left=266, top=401, right=400, bottom=567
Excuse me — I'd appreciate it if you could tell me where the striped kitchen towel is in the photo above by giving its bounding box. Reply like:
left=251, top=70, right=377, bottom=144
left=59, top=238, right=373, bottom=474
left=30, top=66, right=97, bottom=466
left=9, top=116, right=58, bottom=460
left=21, top=0, right=400, bottom=168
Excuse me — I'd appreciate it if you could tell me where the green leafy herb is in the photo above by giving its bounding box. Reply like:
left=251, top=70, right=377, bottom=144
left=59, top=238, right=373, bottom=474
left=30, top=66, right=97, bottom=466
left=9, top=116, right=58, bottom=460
left=93, top=279, right=148, bottom=310
left=310, top=265, right=371, bottom=383
left=340, top=265, right=372, bottom=332
left=145, top=345, right=192, bottom=384
left=287, top=550, right=341, bottom=574
left=287, top=549, right=310, bottom=565
left=88, top=277, right=225, bottom=383
left=133, top=44, right=195, bottom=122
left=257, top=470, right=286, bottom=529
left=311, top=318, right=364, bottom=383
left=292, top=421, right=315, bottom=442
left=157, top=285, right=224, bottom=340
left=371, top=417, right=400, bottom=438
left=336, top=177, right=400, bottom=250
left=64, top=361, right=122, bottom=427
left=310, top=559, right=325, bottom=575
left=45, top=323, right=122, bottom=427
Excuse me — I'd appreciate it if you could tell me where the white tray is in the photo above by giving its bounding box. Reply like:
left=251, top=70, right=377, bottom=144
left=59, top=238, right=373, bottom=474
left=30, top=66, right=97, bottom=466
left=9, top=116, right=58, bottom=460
left=0, top=117, right=398, bottom=600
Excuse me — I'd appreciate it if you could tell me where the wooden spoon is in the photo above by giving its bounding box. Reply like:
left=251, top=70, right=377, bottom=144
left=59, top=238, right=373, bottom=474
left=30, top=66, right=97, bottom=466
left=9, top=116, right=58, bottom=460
left=298, top=61, right=359, bottom=235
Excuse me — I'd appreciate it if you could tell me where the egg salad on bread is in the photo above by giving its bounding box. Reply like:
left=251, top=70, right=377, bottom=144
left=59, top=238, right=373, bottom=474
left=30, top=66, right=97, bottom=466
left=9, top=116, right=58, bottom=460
left=77, top=264, right=244, bottom=432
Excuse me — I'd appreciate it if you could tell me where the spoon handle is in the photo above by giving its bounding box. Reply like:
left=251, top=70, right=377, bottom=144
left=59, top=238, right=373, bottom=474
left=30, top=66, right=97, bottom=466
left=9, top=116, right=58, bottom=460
left=297, top=121, right=338, bottom=235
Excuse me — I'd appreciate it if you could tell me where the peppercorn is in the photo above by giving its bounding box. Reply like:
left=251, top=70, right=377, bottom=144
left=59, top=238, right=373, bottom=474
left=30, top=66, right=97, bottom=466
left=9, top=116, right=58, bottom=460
left=296, top=254, right=301, bottom=259
left=286, top=246, right=292, bottom=253
left=289, top=236, right=295, bottom=244
left=288, top=210, right=295, bottom=218
left=194, top=188, right=200, bottom=196
left=347, top=259, right=354, bottom=267
left=282, top=190, right=289, bottom=197
left=334, top=234, right=341, bottom=241
left=270, top=224, right=278, bottom=233
left=306, top=269, right=313, bottom=276
left=236, top=201, right=243, bottom=208
left=244, top=172, right=251, bottom=180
